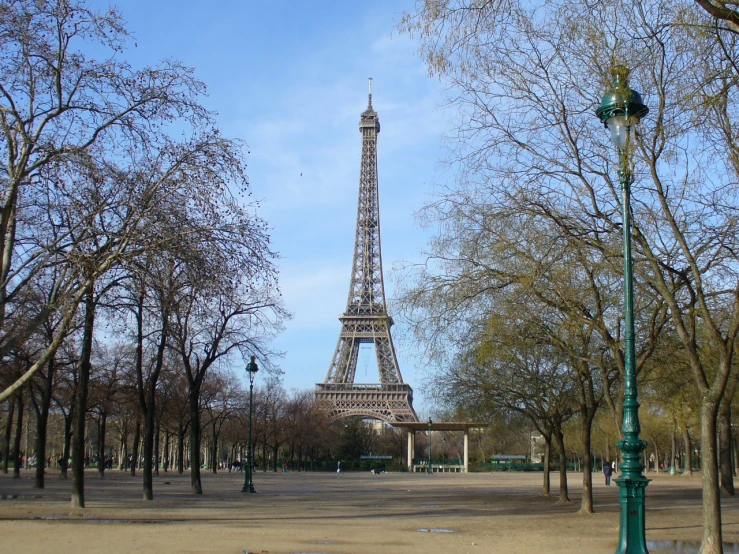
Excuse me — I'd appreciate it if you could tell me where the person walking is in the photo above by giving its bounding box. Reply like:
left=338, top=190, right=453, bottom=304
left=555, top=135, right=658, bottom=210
left=603, top=461, right=613, bottom=486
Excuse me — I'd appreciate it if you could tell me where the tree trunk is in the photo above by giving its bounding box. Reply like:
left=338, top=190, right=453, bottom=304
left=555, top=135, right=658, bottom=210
left=118, top=427, right=127, bottom=471
left=580, top=414, right=595, bottom=514
left=177, top=422, right=184, bottom=474
left=142, top=400, right=156, bottom=499
left=61, top=413, right=72, bottom=479
left=671, top=421, right=678, bottom=475
left=130, top=418, right=140, bottom=477
left=719, top=398, right=734, bottom=494
left=33, top=359, right=54, bottom=488
left=2, top=398, right=14, bottom=473
left=97, top=412, right=106, bottom=479
left=699, top=399, right=723, bottom=554
left=541, top=437, right=551, bottom=497
left=163, top=431, right=169, bottom=473
left=12, top=390, right=23, bottom=479
left=553, top=424, right=569, bottom=503
left=154, top=420, right=160, bottom=476
left=188, top=387, right=203, bottom=494
left=71, top=287, right=95, bottom=508
left=134, top=287, right=168, bottom=500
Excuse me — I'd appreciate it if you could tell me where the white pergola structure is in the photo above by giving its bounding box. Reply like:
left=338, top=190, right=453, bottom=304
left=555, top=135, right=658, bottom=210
left=391, top=422, right=488, bottom=473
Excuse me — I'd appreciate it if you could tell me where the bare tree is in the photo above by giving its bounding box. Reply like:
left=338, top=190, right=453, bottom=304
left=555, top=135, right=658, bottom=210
left=172, top=281, right=286, bottom=493
left=0, top=0, right=214, bottom=402
left=254, top=376, right=288, bottom=472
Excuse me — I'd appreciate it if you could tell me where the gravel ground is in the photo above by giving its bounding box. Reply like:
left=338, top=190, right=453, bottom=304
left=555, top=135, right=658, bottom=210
left=0, top=468, right=736, bottom=553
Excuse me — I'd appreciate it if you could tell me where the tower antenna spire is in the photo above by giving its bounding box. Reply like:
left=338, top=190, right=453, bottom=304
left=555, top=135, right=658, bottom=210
left=368, top=77, right=373, bottom=108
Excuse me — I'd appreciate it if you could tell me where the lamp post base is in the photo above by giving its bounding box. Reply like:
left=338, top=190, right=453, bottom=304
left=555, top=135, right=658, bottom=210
left=242, top=463, right=255, bottom=494
left=614, top=474, right=649, bottom=554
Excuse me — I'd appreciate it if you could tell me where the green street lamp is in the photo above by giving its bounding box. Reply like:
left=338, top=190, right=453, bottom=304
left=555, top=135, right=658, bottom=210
left=427, top=418, right=433, bottom=475
left=596, top=65, right=650, bottom=554
left=242, top=355, right=259, bottom=494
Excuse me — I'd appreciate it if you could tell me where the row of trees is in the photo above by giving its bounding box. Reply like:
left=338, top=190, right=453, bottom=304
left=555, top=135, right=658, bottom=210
left=0, top=0, right=286, bottom=508
left=0, top=378, right=426, bottom=477
left=399, top=1, right=739, bottom=552
left=3, top=359, right=717, bottom=484
left=1, top=378, right=330, bottom=476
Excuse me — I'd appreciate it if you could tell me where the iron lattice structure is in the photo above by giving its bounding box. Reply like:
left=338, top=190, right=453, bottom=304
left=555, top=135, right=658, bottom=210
left=315, top=82, right=418, bottom=423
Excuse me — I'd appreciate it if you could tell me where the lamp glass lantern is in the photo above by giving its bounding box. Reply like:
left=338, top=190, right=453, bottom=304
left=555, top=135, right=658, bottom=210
left=596, top=66, right=648, bottom=154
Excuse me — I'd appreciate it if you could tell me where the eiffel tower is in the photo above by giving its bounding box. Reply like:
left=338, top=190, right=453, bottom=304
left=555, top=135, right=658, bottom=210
left=315, top=80, right=418, bottom=423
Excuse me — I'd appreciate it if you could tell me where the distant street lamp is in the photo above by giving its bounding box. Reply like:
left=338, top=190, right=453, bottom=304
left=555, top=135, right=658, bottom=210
left=242, top=355, right=259, bottom=494
left=596, top=65, right=650, bottom=554
left=427, top=418, right=433, bottom=475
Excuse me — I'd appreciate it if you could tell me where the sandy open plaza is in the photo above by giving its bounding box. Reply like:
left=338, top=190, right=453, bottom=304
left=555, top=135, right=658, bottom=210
left=0, top=470, right=737, bottom=553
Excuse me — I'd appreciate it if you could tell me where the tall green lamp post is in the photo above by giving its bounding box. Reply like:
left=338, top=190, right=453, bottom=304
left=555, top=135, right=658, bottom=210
left=596, top=66, right=650, bottom=554
left=427, top=418, right=433, bottom=475
left=242, top=355, right=259, bottom=494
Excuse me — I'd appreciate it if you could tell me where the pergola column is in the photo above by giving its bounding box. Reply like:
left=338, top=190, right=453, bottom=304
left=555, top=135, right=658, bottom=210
left=407, top=431, right=415, bottom=472
left=464, top=430, right=469, bottom=473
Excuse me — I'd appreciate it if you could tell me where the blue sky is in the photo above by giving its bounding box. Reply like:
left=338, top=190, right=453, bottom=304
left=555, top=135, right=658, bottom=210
left=93, top=1, right=449, bottom=414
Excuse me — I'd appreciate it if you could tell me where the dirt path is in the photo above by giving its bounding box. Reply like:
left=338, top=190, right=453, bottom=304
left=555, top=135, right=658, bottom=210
left=0, top=469, right=735, bottom=553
